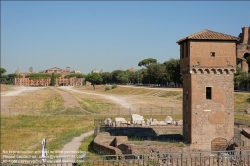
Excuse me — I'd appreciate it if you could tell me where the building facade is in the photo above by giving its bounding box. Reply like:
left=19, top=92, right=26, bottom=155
left=14, top=66, right=84, bottom=86
left=177, top=29, right=238, bottom=151
left=237, top=26, right=250, bottom=72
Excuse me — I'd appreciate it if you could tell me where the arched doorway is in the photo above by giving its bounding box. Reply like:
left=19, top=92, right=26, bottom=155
left=211, top=138, right=227, bottom=151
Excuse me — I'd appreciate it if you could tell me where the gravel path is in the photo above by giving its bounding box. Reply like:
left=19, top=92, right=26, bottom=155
left=59, top=86, right=134, bottom=109
left=56, top=131, right=94, bottom=163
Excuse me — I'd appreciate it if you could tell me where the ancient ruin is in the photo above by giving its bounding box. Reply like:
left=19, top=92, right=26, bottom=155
left=237, top=26, right=250, bottom=72
left=177, top=29, right=238, bottom=151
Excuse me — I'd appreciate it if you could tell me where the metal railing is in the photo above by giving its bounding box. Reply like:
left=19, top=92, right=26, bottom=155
left=1, top=150, right=250, bottom=166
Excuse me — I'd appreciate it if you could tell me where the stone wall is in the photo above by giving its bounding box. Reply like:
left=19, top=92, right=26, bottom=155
left=93, top=132, right=126, bottom=159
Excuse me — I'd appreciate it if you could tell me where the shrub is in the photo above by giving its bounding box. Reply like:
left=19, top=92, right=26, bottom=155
left=105, top=87, right=111, bottom=91
left=111, top=84, right=117, bottom=89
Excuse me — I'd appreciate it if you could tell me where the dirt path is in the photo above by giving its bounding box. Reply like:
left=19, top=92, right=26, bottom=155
left=50, top=87, right=88, bottom=112
left=59, top=86, right=135, bottom=109
left=56, top=131, right=94, bottom=163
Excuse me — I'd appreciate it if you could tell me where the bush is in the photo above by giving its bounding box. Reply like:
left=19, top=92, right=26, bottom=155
left=111, top=84, right=117, bottom=89
left=105, top=87, right=110, bottom=91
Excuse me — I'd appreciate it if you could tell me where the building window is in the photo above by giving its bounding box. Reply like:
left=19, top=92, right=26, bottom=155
left=210, top=52, right=215, bottom=57
left=206, top=87, right=212, bottom=100
left=181, top=44, right=184, bottom=59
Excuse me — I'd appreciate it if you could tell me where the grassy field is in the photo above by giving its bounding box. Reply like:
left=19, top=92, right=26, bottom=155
left=7, top=87, right=64, bottom=115
left=1, top=85, right=249, bottom=157
left=1, top=84, right=14, bottom=91
left=234, top=92, right=250, bottom=113
left=75, top=85, right=161, bottom=96
left=0, top=115, right=95, bottom=154
left=71, top=93, right=119, bottom=114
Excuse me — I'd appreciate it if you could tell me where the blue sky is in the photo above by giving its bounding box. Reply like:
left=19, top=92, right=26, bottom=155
left=1, top=1, right=250, bottom=74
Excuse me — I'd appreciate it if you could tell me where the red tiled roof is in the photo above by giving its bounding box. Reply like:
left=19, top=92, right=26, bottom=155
left=177, top=29, right=239, bottom=43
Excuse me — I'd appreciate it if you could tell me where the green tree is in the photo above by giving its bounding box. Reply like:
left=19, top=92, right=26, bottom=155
left=0, top=74, right=8, bottom=84
left=0, top=68, right=7, bottom=74
left=6, top=73, right=23, bottom=84
left=100, top=72, right=111, bottom=84
left=147, top=63, right=166, bottom=84
left=64, top=73, right=86, bottom=78
left=163, top=59, right=181, bottom=86
left=51, top=73, right=55, bottom=86
left=138, top=58, right=157, bottom=68
left=117, top=71, right=130, bottom=84
left=111, top=70, right=123, bottom=83
left=85, top=73, right=103, bottom=89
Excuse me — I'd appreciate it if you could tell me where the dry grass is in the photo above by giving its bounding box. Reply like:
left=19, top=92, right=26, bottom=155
left=234, top=92, right=250, bottom=113
left=0, top=84, right=14, bottom=91
left=0, top=115, right=95, bottom=153
left=1, top=84, right=249, bottom=155
left=70, top=93, right=119, bottom=113
left=7, top=87, right=64, bottom=115
left=75, top=85, right=161, bottom=96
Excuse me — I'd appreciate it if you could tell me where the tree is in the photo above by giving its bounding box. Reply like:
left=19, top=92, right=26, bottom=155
left=163, top=59, right=181, bottom=86
left=51, top=73, right=55, bottom=86
left=85, top=73, right=103, bottom=89
left=6, top=73, right=23, bottom=84
left=0, top=74, right=8, bottom=84
left=0, top=68, right=7, bottom=74
left=110, top=70, right=123, bottom=83
left=64, top=73, right=86, bottom=78
left=117, top=71, right=130, bottom=84
left=100, top=72, right=111, bottom=84
left=138, top=58, right=157, bottom=68
left=147, top=63, right=166, bottom=84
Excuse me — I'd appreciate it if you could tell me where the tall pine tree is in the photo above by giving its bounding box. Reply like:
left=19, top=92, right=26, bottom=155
left=51, top=73, right=55, bottom=86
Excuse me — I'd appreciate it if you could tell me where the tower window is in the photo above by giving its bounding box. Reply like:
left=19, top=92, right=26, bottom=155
left=210, top=52, right=215, bottom=57
left=206, top=87, right=212, bottom=100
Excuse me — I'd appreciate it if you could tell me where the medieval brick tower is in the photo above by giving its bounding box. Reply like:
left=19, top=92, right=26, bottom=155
left=177, top=29, right=238, bottom=151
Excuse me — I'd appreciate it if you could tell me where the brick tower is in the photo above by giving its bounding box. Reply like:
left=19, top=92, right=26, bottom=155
left=177, top=29, right=238, bottom=151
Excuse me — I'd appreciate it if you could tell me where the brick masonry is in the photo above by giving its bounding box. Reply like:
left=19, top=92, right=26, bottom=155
left=177, top=29, right=238, bottom=151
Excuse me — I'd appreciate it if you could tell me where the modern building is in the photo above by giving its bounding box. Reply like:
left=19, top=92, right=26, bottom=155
left=237, top=26, right=250, bottom=72
left=14, top=66, right=84, bottom=86
left=177, top=29, right=238, bottom=151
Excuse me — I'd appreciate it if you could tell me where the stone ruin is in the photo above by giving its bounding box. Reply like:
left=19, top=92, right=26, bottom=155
left=103, top=115, right=182, bottom=127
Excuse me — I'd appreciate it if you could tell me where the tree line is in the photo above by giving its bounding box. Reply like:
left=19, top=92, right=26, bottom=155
left=1, top=56, right=249, bottom=89
left=85, top=58, right=182, bottom=89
